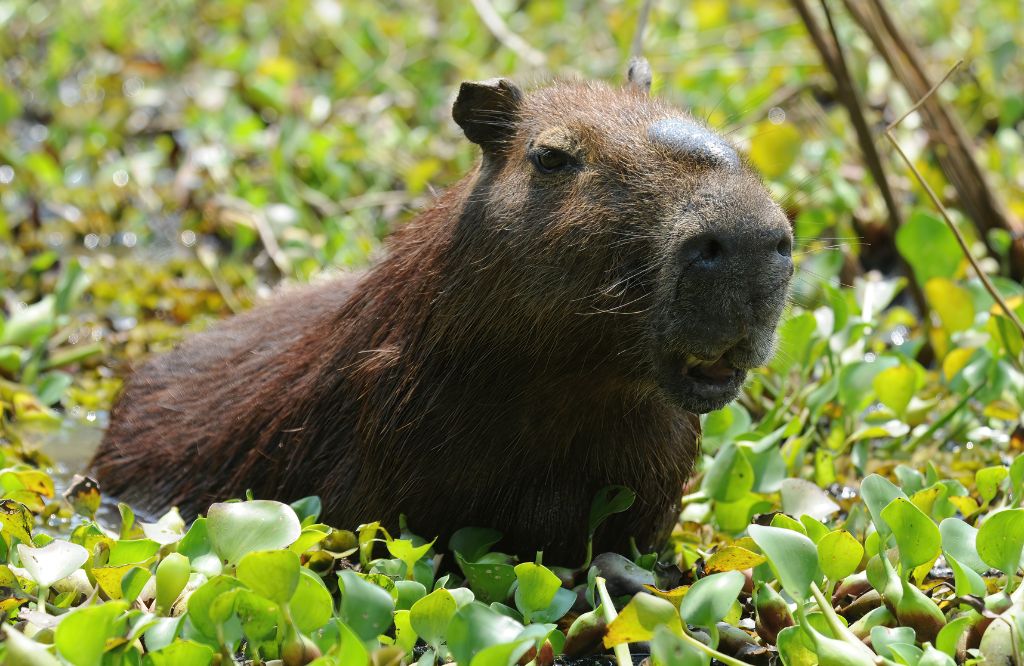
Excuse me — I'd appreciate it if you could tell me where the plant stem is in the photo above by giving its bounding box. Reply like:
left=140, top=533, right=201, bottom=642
left=677, top=628, right=756, bottom=666
left=594, top=577, right=631, bottom=666
left=809, top=582, right=875, bottom=656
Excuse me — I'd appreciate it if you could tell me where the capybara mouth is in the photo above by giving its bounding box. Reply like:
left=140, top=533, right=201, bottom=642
left=656, top=351, right=748, bottom=413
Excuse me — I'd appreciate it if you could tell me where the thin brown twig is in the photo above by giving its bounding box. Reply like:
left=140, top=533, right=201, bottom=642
left=885, top=59, right=963, bottom=132
left=884, top=63, right=1024, bottom=339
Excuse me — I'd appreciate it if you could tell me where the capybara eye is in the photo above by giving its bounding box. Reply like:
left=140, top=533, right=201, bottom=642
left=531, top=147, right=573, bottom=173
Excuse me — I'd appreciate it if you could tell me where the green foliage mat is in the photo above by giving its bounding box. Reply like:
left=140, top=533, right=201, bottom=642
left=2, top=0, right=1024, bottom=663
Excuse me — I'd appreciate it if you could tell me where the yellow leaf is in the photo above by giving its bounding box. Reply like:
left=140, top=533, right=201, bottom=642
left=748, top=122, right=802, bottom=179
left=705, top=546, right=767, bottom=574
left=942, top=347, right=976, bottom=382
left=643, top=584, right=689, bottom=605
left=925, top=278, right=975, bottom=333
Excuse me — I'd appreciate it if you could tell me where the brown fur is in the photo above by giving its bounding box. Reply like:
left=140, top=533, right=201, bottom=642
left=92, top=78, right=791, bottom=564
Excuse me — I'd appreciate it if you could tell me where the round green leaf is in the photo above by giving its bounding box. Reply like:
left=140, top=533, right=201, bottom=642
left=446, top=601, right=525, bottom=666
left=976, top=508, right=1024, bottom=579
left=817, top=530, right=864, bottom=582
left=410, top=588, right=458, bottom=648
left=679, top=570, right=746, bottom=630
left=748, top=524, right=819, bottom=603
left=873, top=364, right=917, bottom=415
left=206, top=500, right=301, bottom=565
left=513, top=562, right=561, bottom=619
left=55, top=601, right=129, bottom=666
left=290, top=568, right=334, bottom=633
left=880, top=498, right=941, bottom=571
left=702, top=443, right=755, bottom=502
left=939, top=518, right=989, bottom=574
left=896, top=210, right=961, bottom=284
left=338, top=570, right=396, bottom=642
left=236, top=549, right=300, bottom=605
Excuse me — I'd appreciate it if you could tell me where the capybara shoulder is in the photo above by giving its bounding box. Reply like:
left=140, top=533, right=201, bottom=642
left=92, top=72, right=793, bottom=564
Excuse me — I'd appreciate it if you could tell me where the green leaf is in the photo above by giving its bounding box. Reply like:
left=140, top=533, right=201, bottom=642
left=880, top=498, right=941, bottom=572
left=749, top=121, right=802, bottom=178
left=976, top=508, right=1024, bottom=583
left=587, top=485, right=636, bottom=536
left=186, top=575, right=246, bottom=640
left=513, top=562, right=561, bottom=621
left=604, top=592, right=683, bottom=646
left=2, top=625, right=62, bottom=666
left=206, top=500, right=301, bottom=565
left=55, top=601, right=129, bottom=666
left=860, top=474, right=907, bottom=541
left=976, top=466, right=1008, bottom=505
left=925, top=278, right=975, bottom=333
left=386, top=537, right=435, bottom=579
left=449, top=527, right=504, bottom=562
left=679, top=570, right=745, bottom=629
left=457, top=554, right=517, bottom=604
left=748, top=524, right=819, bottom=603
left=939, top=518, right=989, bottom=574
left=702, top=443, right=755, bottom=502
left=143, top=640, right=214, bottom=666
left=290, top=568, right=335, bottom=633
left=236, top=549, right=300, bottom=605
left=410, top=588, right=458, bottom=649
left=338, top=570, right=396, bottom=641
left=817, top=530, right=864, bottom=582
left=896, top=210, right=962, bottom=284
left=446, top=601, right=525, bottom=666
left=873, top=364, right=917, bottom=415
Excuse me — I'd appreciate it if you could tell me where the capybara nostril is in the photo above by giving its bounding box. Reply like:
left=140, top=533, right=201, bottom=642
left=776, top=232, right=793, bottom=258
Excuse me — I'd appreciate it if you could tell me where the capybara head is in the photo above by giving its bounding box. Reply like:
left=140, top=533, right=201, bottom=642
left=450, top=77, right=793, bottom=414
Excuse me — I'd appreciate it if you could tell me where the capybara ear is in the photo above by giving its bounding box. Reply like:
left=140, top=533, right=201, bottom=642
left=626, top=57, right=652, bottom=94
left=453, top=78, right=524, bottom=149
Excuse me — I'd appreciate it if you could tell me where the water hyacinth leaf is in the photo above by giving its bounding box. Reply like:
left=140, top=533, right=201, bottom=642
left=206, top=500, right=302, bottom=565
left=895, top=577, right=945, bottom=643
left=289, top=495, right=322, bottom=525
left=55, top=601, right=129, bottom=666
left=187, top=575, right=246, bottom=639
left=3, top=624, right=62, bottom=666
left=817, top=530, right=864, bottom=582
left=236, top=549, right=300, bottom=605
left=449, top=527, right=504, bottom=562
left=290, top=568, right=335, bottom=633
left=17, top=540, right=89, bottom=587
left=142, top=640, right=215, bottom=666
left=337, top=620, right=370, bottom=664
left=873, top=364, right=917, bottom=415
left=880, top=498, right=941, bottom=572
left=338, top=570, right=396, bottom=641
left=870, top=625, right=917, bottom=659
left=457, top=554, right=517, bottom=604
left=702, top=443, right=755, bottom=502
left=140, top=508, right=187, bottom=545
left=678, top=570, right=746, bottom=630
left=387, top=538, right=435, bottom=578
left=587, top=485, right=636, bottom=536
left=918, top=643, right=957, bottom=666
left=896, top=210, right=961, bottom=284
left=945, top=553, right=987, bottom=597
left=0, top=499, right=34, bottom=543
left=704, top=545, right=766, bottom=574
left=935, top=615, right=973, bottom=657
left=604, top=592, right=683, bottom=646
left=108, top=539, right=161, bottom=566
left=861, top=474, right=907, bottom=541
left=780, top=478, right=840, bottom=521
left=410, top=588, right=458, bottom=648
left=446, top=601, right=525, bottom=665
left=775, top=625, right=817, bottom=666
left=650, top=625, right=709, bottom=666
left=513, top=562, right=561, bottom=620
left=394, top=579, right=427, bottom=610
left=748, top=524, right=819, bottom=603
left=939, top=518, right=989, bottom=574
left=975, top=466, right=1008, bottom=505
left=976, top=508, right=1024, bottom=583
left=468, top=640, right=534, bottom=666
left=925, top=278, right=975, bottom=333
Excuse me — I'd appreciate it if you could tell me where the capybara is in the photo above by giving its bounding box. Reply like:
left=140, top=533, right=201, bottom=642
left=92, top=68, right=793, bottom=564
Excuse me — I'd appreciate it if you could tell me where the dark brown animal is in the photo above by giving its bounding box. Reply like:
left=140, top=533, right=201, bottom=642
left=92, top=70, right=793, bottom=564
